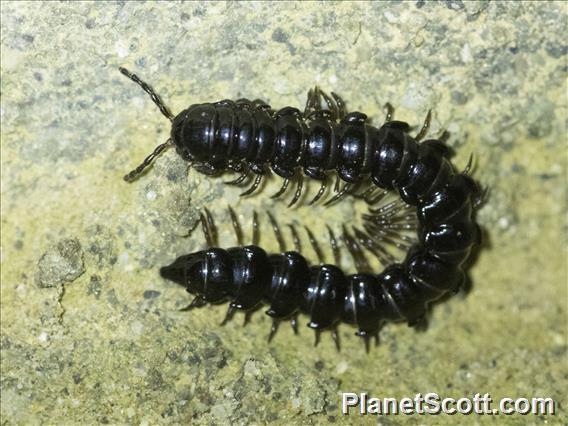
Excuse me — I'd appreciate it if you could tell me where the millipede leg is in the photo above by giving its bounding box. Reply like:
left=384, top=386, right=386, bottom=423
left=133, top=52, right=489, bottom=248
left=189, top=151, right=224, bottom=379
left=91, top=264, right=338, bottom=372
left=290, top=316, right=299, bottom=335
left=331, top=92, right=346, bottom=120
left=267, top=211, right=286, bottom=252
left=268, top=319, right=280, bottom=343
left=288, top=224, right=302, bottom=253
left=271, top=178, right=290, bottom=199
left=364, top=223, right=412, bottom=239
left=252, top=211, right=259, bottom=245
left=408, top=315, right=427, bottom=329
left=383, top=234, right=413, bottom=251
left=327, top=225, right=341, bottom=266
left=333, top=174, right=341, bottom=192
left=324, top=183, right=351, bottom=206
left=438, top=129, right=450, bottom=143
left=320, top=89, right=338, bottom=120
left=228, top=206, right=244, bottom=246
left=314, top=329, right=321, bottom=347
left=360, top=227, right=398, bottom=264
left=118, top=67, right=174, bottom=121
left=360, top=333, right=371, bottom=354
left=304, top=226, right=324, bottom=264
left=314, top=86, right=323, bottom=111
left=301, top=86, right=323, bottom=119
left=367, top=224, right=415, bottom=248
left=357, top=332, right=380, bottom=352
left=353, top=228, right=384, bottom=261
left=123, top=139, right=173, bottom=182
left=203, top=207, right=218, bottom=246
left=220, top=305, right=236, bottom=326
left=227, top=161, right=245, bottom=173
left=331, top=329, right=341, bottom=352
left=379, top=223, right=415, bottom=231
left=225, top=169, right=250, bottom=186
left=342, top=225, right=370, bottom=272
left=197, top=162, right=222, bottom=176
left=365, top=203, right=414, bottom=222
left=309, top=178, right=327, bottom=205
left=303, top=88, right=317, bottom=117
left=288, top=174, right=304, bottom=207
left=463, top=153, right=474, bottom=175
left=240, top=173, right=263, bottom=196
left=180, top=296, right=207, bottom=312
left=384, top=102, right=394, bottom=122
left=200, top=213, right=214, bottom=247
left=414, top=109, right=432, bottom=142
left=243, top=310, right=254, bottom=327
left=304, top=88, right=313, bottom=112
left=475, top=186, right=490, bottom=208
left=368, top=199, right=403, bottom=214
left=353, top=227, right=392, bottom=266
left=366, top=189, right=390, bottom=205
left=353, top=185, right=377, bottom=200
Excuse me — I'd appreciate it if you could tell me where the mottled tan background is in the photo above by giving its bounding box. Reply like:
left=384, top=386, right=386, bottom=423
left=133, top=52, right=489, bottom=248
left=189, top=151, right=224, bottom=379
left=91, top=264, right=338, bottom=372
left=1, top=1, right=566, bottom=425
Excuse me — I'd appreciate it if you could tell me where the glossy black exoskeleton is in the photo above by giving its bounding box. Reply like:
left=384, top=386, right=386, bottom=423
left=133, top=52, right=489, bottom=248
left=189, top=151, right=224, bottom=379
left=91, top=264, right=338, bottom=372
left=118, top=67, right=471, bottom=208
left=160, top=241, right=472, bottom=350
left=119, top=67, right=484, bottom=349
left=160, top=179, right=482, bottom=351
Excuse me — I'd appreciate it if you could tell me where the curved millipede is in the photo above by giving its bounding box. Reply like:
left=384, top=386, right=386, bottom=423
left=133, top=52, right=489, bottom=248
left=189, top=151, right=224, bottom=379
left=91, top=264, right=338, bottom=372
left=119, top=67, right=483, bottom=349
left=162, top=206, right=409, bottom=351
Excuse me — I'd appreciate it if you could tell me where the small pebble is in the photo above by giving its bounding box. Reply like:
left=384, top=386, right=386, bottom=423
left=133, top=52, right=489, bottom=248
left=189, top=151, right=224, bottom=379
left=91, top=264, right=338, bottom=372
left=37, top=238, right=85, bottom=288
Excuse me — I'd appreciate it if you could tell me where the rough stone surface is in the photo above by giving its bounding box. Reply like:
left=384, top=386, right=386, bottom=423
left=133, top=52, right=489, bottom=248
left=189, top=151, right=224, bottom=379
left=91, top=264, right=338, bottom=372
left=37, top=238, right=85, bottom=288
left=1, top=2, right=566, bottom=424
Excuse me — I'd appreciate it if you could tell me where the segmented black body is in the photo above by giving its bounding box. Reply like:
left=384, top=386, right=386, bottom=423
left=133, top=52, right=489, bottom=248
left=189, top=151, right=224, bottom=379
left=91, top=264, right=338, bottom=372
left=161, top=242, right=464, bottom=339
left=119, top=66, right=472, bottom=206
left=171, top=100, right=395, bottom=182
left=119, top=68, right=483, bottom=347
left=161, top=169, right=481, bottom=345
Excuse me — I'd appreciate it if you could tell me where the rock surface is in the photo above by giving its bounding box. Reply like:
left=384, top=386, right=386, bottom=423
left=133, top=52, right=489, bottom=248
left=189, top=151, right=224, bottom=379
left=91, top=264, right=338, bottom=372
left=1, top=2, right=566, bottom=424
left=37, top=238, right=85, bottom=288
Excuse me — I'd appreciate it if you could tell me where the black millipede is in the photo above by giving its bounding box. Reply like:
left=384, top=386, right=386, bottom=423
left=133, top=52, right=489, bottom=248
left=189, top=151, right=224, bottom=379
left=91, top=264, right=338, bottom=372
left=119, top=66, right=436, bottom=207
left=119, top=67, right=483, bottom=349
left=161, top=197, right=475, bottom=351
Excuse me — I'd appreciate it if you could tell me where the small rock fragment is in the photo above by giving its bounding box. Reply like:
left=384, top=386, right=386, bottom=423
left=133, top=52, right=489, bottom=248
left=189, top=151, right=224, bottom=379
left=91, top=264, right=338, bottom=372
left=37, top=238, right=85, bottom=288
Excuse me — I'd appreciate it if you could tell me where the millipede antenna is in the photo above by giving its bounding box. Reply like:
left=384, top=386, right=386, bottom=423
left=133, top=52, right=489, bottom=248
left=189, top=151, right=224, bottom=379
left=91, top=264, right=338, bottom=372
left=119, top=67, right=177, bottom=182
left=123, top=139, right=173, bottom=182
left=119, top=67, right=174, bottom=121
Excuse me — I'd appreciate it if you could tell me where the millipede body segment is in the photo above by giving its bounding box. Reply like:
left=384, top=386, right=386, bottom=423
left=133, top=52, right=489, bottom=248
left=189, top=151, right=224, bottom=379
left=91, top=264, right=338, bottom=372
left=120, top=67, right=483, bottom=349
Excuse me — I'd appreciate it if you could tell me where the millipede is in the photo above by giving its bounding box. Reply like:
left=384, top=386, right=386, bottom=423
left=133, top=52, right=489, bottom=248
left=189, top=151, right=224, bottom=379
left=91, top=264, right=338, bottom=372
left=119, top=67, right=483, bottom=349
